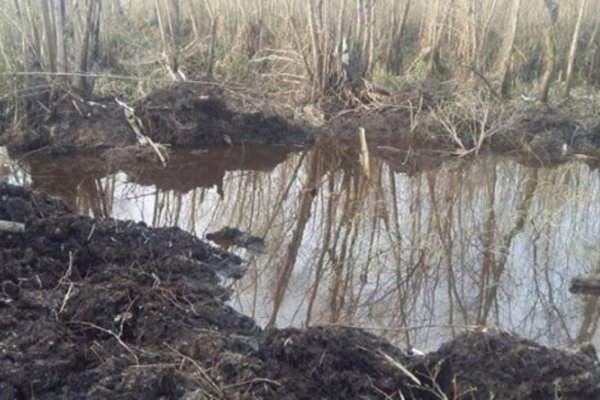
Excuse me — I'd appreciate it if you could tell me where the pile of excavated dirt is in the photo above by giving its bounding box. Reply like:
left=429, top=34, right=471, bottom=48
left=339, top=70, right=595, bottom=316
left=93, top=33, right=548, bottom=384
left=0, top=182, right=254, bottom=399
left=0, top=83, right=312, bottom=155
left=430, top=330, right=600, bottom=399
left=1, top=182, right=600, bottom=399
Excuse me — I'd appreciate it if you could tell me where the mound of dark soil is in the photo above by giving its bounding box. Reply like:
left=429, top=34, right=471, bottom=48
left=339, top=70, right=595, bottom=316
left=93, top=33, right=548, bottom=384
left=214, top=326, right=453, bottom=400
left=1, top=182, right=599, bottom=399
left=138, top=85, right=310, bottom=148
left=322, top=80, right=442, bottom=149
left=0, top=182, right=254, bottom=399
left=431, top=330, right=600, bottom=399
left=1, top=83, right=311, bottom=155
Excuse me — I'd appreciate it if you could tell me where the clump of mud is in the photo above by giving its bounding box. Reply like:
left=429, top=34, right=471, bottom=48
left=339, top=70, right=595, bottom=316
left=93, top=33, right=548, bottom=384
left=1, top=182, right=600, bottom=399
left=207, top=226, right=265, bottom=253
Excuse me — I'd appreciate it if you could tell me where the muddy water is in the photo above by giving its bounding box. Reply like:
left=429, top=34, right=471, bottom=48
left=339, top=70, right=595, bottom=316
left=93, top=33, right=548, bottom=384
left=3, top=144, right=600, bottom=351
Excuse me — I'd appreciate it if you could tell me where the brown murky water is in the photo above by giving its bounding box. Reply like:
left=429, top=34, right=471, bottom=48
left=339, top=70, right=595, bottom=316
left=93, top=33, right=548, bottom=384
left=3, top=144, right=600, bottom=351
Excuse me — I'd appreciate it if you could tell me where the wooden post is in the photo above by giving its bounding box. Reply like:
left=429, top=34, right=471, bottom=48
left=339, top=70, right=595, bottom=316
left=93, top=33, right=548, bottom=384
left=358, top=127, right=370, bottom=179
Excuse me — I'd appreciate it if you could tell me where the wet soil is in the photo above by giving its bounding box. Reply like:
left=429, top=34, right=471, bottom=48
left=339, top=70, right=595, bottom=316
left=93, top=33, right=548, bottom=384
left=324, top=86, right=600, bottom=164
left=2, top=182, right=600, bottom=399
left=0, top=84, right=312, bottom=155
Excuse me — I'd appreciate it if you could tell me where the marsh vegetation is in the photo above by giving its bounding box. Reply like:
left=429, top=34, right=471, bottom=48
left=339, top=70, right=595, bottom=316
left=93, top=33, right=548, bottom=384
left=1, top=0, right=600, bottom=103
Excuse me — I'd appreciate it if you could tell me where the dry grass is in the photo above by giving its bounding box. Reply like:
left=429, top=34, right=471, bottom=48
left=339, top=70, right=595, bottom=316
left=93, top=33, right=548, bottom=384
left=0, top=0, right=598, bottom=104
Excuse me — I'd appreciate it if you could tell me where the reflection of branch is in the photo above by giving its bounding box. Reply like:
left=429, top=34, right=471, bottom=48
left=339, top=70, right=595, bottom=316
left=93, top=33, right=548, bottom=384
left=477, top=164, right=497, bottom=325
left=427, top=172, right=469, bottom=326
left=262, top=152, right=307, bottom=236
left=306, top=175, right=335, bottom=325
left=329, top=210, right=358, bottom=323
left=268, top=153, right=319, bottom=327
left=575, top=250, right=600, bottom=346
left=480, top=169, right=539, bottom=323
left=571, top=275, right=600, bottom=296
left=576, top=294, right=600, bottom=343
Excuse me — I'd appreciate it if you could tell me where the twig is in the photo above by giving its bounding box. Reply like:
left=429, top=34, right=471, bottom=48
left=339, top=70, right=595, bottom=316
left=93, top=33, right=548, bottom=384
left=58, top=283, right=74, bottom=313
left=56, top=251, right=75, bottom=314
left=86, top=223, right=96, bottom=242
left=163, top=342, right=223, bottom=398
left=115, top=98, right=168, bottom=166
left=223, top=378, right=282, bottom=389
left=408, top=97, right=424, bottom=133
left=60, top=251, right=74, bottom=284
left=72, top=321, right=139, bottom=364
left=378, top=350, right=422, bottom=386
left=116, top=296, right=138, bottom=338
left=457, top=63, right=500, bottom=100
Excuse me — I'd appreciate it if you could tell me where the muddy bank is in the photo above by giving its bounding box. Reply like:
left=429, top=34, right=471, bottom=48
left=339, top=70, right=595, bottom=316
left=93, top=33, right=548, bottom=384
left=1, top=182, right=600, bottom=399
left=3, top=81, right=600, bottom=164
left=324, top=85, right=600, bottom=164
left=0, top=84, right=312, bottom=155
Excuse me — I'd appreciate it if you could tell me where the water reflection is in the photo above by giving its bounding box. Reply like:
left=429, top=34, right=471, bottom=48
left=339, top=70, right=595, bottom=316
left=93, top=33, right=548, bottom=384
left=6, top=143, right=600, bottom=351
